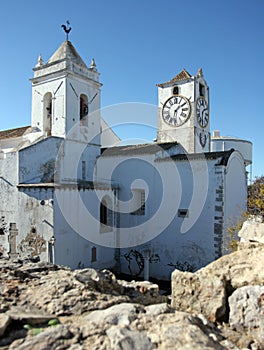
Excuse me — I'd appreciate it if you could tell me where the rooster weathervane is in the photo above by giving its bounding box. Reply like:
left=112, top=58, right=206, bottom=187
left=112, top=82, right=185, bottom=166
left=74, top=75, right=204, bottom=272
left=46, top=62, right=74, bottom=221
left=61, top=20, right=72, bottom=41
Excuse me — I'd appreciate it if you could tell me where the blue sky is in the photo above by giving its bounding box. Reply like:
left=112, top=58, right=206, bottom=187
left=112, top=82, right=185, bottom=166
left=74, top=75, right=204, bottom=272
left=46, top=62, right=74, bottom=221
left=0, top=0, right=263, bottom=177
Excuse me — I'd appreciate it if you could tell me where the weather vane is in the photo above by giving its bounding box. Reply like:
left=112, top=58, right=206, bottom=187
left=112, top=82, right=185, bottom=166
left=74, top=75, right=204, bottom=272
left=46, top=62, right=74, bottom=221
left=61, top=20, right=72, bottom=41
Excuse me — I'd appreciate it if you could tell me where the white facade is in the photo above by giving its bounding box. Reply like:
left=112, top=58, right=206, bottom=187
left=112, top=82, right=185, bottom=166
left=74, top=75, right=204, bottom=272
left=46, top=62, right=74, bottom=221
left=96, top=145, right=247, bottom=280
left=0, top=38, right=250, bottom=281
left=157, top=68, right=210, bottom=153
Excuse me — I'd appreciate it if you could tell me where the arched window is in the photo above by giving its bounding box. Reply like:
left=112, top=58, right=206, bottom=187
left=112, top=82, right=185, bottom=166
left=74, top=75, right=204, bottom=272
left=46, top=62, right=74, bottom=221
left=173, top=86, right=179, bottom=95
left=43, top=92, right=52, bottom=136
left=80, top=94, right=88, bottom=120
left=100, top=196, right=113, bottom=232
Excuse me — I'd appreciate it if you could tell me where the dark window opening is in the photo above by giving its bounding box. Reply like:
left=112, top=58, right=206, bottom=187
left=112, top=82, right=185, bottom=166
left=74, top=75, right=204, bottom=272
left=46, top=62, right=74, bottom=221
left=100, top=200, right=107, bottom=225
left=82, top=161, right=86, bottom=180
left=178, top=209, right=189, bottom=218
left=173, top=86, right=179, bottom=95
left=80, top=94, right=88, bottom=120
left=91, top=246, right=97, bottom=262
left=46, top=102, right=52, bottom=116
left=100, top=197, right=113, bottom=230
left=43, top=92, right=52, bottom=136
left=199, top=83, right=205, bottom=97
left=0, top=228, right=5, bottom=235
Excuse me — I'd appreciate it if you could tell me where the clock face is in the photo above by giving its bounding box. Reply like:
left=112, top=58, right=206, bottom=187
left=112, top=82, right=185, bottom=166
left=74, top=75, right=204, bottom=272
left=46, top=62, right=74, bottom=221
left=196, top=97, right=209, bottom=128
left=162, top=95, right=191, bottom=127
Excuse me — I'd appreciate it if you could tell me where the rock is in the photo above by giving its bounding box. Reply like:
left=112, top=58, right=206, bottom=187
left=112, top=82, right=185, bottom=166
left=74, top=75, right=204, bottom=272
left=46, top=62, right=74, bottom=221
left=106, top=326, right=152, bottom=350
left=141, top=311, right=228, bottom=350
left=84, top=303, right=145, bottom=326
left=75, top=268, right=166, bottom=305
left=237, top=241, right=263, bottom=250
left=8, top=324, right=76, bottom=350
left=7, top=307, right=56, bottom=325
left=1, top=252, right=263, bottom=349
left=229, top=285, right=264, bottom=345
left=0, top=314, right=10, bottom=337
left=21, top=269, right=130, bottom=316
left=171, top=270, right=227, bottom=322
left=117, top=279, right=166, bottom=305
left=238, top=220, right=264, bottom=243
left=171, top=246, right=264, bottom=322
left=74, top=268, right=119, bottom=293
left=144, top=302, right=170, bottom=316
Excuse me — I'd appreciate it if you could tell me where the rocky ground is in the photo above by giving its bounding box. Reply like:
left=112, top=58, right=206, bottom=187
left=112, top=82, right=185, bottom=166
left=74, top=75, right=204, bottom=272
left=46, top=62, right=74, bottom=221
left=0, top=222, right=263, bottom=349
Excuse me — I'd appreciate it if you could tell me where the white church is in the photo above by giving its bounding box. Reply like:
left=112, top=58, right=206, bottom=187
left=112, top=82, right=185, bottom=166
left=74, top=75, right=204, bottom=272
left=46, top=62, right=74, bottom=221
left=0, top=34, right=252, bottom=281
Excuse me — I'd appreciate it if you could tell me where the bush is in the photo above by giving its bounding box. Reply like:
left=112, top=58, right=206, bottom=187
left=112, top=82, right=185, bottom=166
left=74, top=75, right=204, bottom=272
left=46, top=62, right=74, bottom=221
left=248, top=176, right=264, bottom=218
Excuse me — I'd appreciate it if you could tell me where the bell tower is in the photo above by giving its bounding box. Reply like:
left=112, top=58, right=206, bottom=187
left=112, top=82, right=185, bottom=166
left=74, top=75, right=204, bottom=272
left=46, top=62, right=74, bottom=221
left=30, top=40, right=102, bottom=144
left=157, top=68, right=210, bottom=153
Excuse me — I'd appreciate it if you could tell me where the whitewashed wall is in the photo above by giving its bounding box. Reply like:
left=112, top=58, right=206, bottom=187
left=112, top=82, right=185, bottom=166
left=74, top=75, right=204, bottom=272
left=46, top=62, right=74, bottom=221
left=0, top=148, right=54, bottom=259
left=222, top=151, right=247, bottom=253
left=95, top=149, right=247, bottom=281
left=53, top=187, right=116, bottom=269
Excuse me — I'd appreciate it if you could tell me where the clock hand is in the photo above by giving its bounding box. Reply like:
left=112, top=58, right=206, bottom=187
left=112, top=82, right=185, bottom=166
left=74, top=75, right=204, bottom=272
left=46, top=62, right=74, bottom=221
left=174, top=106, right=181, bottom=118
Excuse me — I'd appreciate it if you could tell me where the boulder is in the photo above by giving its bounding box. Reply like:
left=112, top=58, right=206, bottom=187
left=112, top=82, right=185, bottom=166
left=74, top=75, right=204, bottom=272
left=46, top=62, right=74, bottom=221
left=229, top=285, right=264, bottom=345
left=238, top=220, right=264, bottom=243
left=171, top=246, right=264, bottom=322
left=106, top=326, right=152, bottom=350
left=8, top=324, right=75, bottom=350
left=84, top=303, right=145, bottom=326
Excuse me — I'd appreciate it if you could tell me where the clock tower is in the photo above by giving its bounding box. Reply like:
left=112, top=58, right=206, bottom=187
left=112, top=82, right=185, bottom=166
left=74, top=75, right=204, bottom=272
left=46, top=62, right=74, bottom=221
left=157, top=68, right=210, bottom=153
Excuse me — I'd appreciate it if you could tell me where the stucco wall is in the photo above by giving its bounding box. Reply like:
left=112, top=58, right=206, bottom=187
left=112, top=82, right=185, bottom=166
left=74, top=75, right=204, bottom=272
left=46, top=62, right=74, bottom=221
left=53, top=187, right=116, bottom=269
left=95, top=150, right=228, bottom=280
left=222, top=151, right=247, bottom=253
left=0, top=148, right=54, bottom=259
left=19, top=137, right=62, bottom=184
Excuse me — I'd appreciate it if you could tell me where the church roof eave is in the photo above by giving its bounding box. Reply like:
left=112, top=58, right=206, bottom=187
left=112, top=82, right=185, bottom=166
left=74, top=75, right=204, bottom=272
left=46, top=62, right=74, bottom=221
left=155, top=149, right=235, bottom=164
left=101, top=142, right=179, bottom=157
left=0, top=126, right=31, bottom=140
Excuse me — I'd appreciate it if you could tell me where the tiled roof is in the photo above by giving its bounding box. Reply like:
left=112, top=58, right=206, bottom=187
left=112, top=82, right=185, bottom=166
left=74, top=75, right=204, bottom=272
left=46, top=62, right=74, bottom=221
left=0, top=126, right=31, bottom=140
left=155, top=149, right=235, bottom=165
left=101, top=142, right=179, bottom=157
left=157, top=69, right=192, bottom=87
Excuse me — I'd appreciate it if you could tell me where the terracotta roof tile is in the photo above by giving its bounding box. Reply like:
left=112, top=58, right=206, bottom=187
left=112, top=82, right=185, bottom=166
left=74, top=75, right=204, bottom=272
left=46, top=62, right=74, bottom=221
left=0, top=126, right=31, bottom=140
left=101, top=142, right=179, bottom=157
left=155, top=149, right=235, bottom=165
left=157, top=69, right=192, bottom=87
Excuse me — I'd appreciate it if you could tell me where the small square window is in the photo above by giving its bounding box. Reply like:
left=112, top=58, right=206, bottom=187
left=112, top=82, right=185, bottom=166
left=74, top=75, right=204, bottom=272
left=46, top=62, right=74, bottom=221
left=178, top=209, right=189, bottom=218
